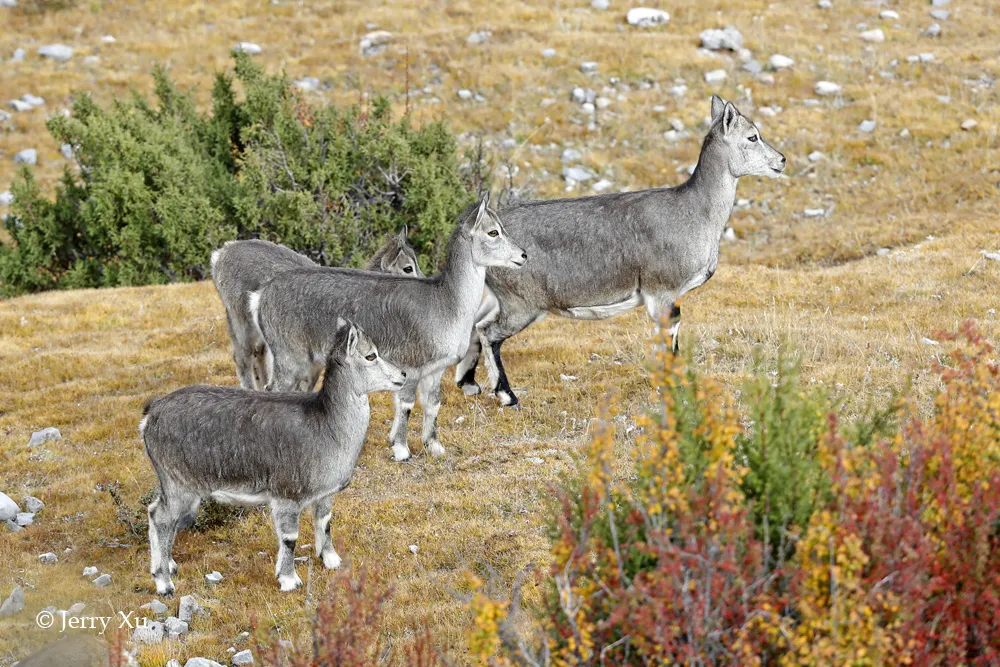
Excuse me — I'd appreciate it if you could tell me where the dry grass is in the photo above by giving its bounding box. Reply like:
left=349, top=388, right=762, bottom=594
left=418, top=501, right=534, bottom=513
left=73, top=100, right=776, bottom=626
left=0, top=0, right=999, bottom=664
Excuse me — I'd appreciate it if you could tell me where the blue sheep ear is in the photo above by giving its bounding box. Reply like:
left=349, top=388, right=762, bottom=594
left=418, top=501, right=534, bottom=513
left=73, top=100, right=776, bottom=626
left=711, top=95, right=726, bottom=122
left=346, top=324, right=359, bottom=356
left=397, top=225, right=409, bottom=246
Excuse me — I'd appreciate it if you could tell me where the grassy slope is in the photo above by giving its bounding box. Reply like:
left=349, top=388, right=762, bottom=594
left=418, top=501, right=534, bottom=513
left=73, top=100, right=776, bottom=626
left=0, top=0, right=998, bottom=664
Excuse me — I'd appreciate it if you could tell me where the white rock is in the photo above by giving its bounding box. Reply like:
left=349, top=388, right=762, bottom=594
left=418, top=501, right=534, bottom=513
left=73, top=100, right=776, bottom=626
left=541, top=48, right=556, bottom=58
left=704, top=69, right=727, bottom=84
left=817, top=0, right=832, bottom=7
left=924, top=23, right=941, bottom=37
left=669, top=84, right=688, bottom=97
left=205, top=571, right=223, bottom=585
left=0, top=587, right=25, bottom=618
left=899, top=128, right=910, bottom=137
left=83, top=56, right=100, bottom=66
left=178, top=595, right=199, bottom=623
left=67, top=602, right=86, bottom=615
left=0, top=0, right=18, bottom=7
left=0, top=493, right=18, bottom=521
left=133, top=621, right=165, bottom=644
left=723, top=227, right=737, bottom=242
left=9, top=99, right=32, bottom=112
left=931, top=0, right=950, bottom=5
left=814, top=81, right=842, bottom=96
left=467, top=31, right=490, bottom=45
left=580, top=61, right=598, bottom=74
left=11, top=48, right=25, bottom=61
left=626, top=7, right=669, bottom=27
left=921, top=338, right=940, bottom=346
left=876, top=248, right=891, bottom=256
left=16, top=512, right=34, bottom=526
left=457, top=89, right=473, bottom=100
left=21, top=94, right=44, bottom=107
left=409, top=544, right=419, bottom=554
left=663, top=130, right=679, bottom=142
left=920, top=53, right=936, bottom=62
left=858, top=119, right=877, bottom=133
left=14, top=148, right=37, bottom=165
left=39, top=552, right=58, bottom=564
left=984, top=252, right=1000, bottom=262
left=38, top=44, right=74, bottom=62
left=595, top=96, right=611, bottom=109
left=28, top=427, right=61, bottom=447
left=234, top=42, right=262, bottom=55
left=92, top=573, right=112, bottom=587
left=804, top=208, right=826, bottom=217
left=930, top=9, right=949, bottom=20
left=0, top=191, right=12, bottom=206
left=669, top=118, right=684, bottom=131
left=699, top=27, right=743, bottom=51
left=164, top=616, right=189, bottom=636
left=563, top=166, right=594, bottom=182
left=60, top=144, right=74, bottom=159
left=592, top=179, right=613, bottom=192
left=141, top=599, right=169, bottom=615
left=293, top=77, right=320, bottom=91
left=561, top=148, right=583, bottom=162
left=808, top=151, right=825, bottom=162
left=101, top=35, right=116, bottom=43
left=82, top=566, right=98, bottom=578
left=184, top=660, right=225, bottom=667
left=880, top=10, right=899, bottom=20
left=167, top=661, right=183, bottom=667
left=591, top=0, right=609, bottom=9
left=359, top=30, right=391, bottom=55
left=860, top=29, right=885, bottom=43
left=231, top=650, right=254, bottom=666
left=961, top=119, right=978, bottom=131
left=581, top=102, right=595, bottom=114
left=769, top=54, right=794, bottom=70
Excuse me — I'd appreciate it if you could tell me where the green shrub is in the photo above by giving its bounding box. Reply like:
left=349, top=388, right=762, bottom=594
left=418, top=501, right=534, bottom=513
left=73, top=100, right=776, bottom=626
left=0, top=53, right=479, bottom=297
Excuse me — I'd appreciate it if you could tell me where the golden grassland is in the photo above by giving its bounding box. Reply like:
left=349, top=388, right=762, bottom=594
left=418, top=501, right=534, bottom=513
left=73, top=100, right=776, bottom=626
left=0, top=0, right=998, bottom=664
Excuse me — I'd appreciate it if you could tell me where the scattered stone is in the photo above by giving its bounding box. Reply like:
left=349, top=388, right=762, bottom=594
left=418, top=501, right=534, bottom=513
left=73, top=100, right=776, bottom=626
left=179, top=595, right=199, bottom=623
left=60, top=143, right=74, bottom=159
left=563, top=166, right=595, bottom=182
left=231, top=651, right=254, bottom=666
left=921, top=53, right=936, bottom=62
left=860, top=28, right=885, bottom=43
left=626, top=7, right=669, bottom=27
left=984, top=252, right=1000, bottom=262
left=591, top=0, right=609, bottom=9
left=858, top=119, right=877, bottom=133
left=293, top=77, right=320, bottom=91
left=581, top=102, right=596, bottom=114
left=205, top=571, right=223, bottom=585
left=92, top=573, right=112, bottom=587
left=14, top=149, right=37, bottom=166
left=663, top=130, right=679, bottom=142
left=28, top=427, right=62, bottom=447
left=931, top=0, right=950, bottom=6
left=571, top=87, right=596, bottom=103
left=541, top=48, right=556, bottom=58
left=769, top=54, right=794, bottom=70
left=67, top=602, right=85, bottom=616
left=16, top=512, right=34, bottom=526
left=900, top=128, right=911, bottom=137
left=0, top=587, right=25, bottom=618
left=876, top=248, right=891, bottom=256
left=742, top=59, right=762, bottom=75
left=699, top=27, right=743, bottom=51
left=580, top=61, right=598, bottom=74
left=82, top=566, right=99, bottom=578
left=669, top=118, right=684, bottom=131
left=164, top=616, right=189, bottom=636
left=167, top=661, right=183, bottom=667
left=467, top=31, right=490, bottom=45
left=759, top=73, right=775, bottom=85
left=936, top=94, right=950, bottom=103
left=723, top=227, right=737, bottom=242
left=0, top=0, right=18, bottom=7
left=408, top=544, right=419, bottom=554
left=0, top=492, right=18, bottom=521
left=83, top=56, right=100, bottom=66
left=359, top=30, right=391, bottom=55
left=961, top=119, right=978, bottom=131
left=924, top=23, right=941, bottom=37
left=234, top=42, right=262, bottom=55
left=669, top=84, right=688, bottom=97
left=101, top=35, right=116, bottom=43
left=457, top=89, right=473, bottom=100
left=879, top=9, right=899, bottom=19
left=0, top=110, right=11, bottom=124
left=9, top=99, right=32, bottom=112
left=12, top=48, right=25, bottom=61
left=133, top=621, right=165, bottom=645
left=704, top=69, right=727, bottom=84
left=814, top=81, right=842, bottom=96
left=592, top=179, right=613, bottom=192
left=454, top=415, right=466, bottom=424
left=185, top=660, right=225, bottom=667
left=808, top=151, right=825, bottom=162
left=39, top=552, right=58, bottom=564
left=817, top=0, right=832, bottom=6
left=804, top=208, right=826, bottom=218
left=38, top=44, right=74, bottom=62
left=22, top=93, right=45, bottom=107
left=561, top=148, right=583, bottom=162
left=930, top=9, right=949, bottom=20
left=141, top=599, right=169, bottom=615
left=921, top=338, right=940, bottom=346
